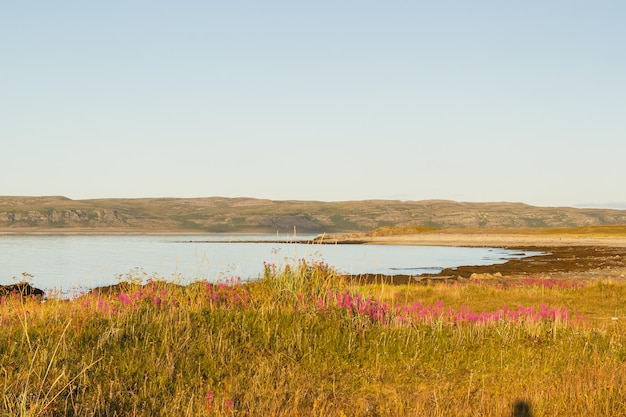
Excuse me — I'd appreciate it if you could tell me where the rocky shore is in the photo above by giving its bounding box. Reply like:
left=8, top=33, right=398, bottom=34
left=322, top=232, right=626, bottom=285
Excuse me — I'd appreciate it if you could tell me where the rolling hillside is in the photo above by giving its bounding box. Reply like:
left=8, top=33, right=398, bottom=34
left=1, top=196, right=626, bottom=233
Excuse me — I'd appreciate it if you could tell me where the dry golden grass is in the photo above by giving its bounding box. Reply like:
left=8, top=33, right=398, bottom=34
left=2, top=262, right=626, bottom=416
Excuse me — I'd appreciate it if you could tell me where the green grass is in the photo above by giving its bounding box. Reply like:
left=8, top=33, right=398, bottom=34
left=2, top=264, right=626, bottom=416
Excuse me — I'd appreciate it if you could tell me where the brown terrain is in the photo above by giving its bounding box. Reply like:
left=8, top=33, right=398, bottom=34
left=315, top=227, right=626, bottom=285
left=2, top=196, right=626, bottom=233
left=2, top=196, right=626, bottom=286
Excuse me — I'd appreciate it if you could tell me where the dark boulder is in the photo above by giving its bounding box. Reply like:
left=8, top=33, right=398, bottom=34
left=0, top=282, right=45, bottom=299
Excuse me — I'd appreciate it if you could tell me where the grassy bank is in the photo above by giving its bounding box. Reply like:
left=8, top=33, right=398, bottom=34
left=2, top=262, right=626, bottom=416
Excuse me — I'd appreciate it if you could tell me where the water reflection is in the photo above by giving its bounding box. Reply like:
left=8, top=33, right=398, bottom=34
left=0, top=234, right=541, bottom=295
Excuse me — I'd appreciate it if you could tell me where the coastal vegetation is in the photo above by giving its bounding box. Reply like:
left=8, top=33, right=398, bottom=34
left=2, top=262, right=626, bottom=416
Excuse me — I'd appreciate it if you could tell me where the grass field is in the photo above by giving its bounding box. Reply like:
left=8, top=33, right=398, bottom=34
left=2, top=261, right=626, bottom=416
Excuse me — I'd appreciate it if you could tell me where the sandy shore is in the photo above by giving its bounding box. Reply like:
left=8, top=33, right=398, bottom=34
left=350, top=233, right=626, bottom=248
left=321, top=232, right=626, bottom=284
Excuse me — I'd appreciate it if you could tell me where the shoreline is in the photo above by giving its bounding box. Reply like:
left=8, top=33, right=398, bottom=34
left=0, top=228, right=251, bottom=235
left=314, top=231, right=626, bottom=248
left=3, top=230, right=626, bottom=288
left=342, top=242, right=626, bottom=285
left=320, top=232, right=626, bottom=284
left=4, top=229, right=626, bottom=246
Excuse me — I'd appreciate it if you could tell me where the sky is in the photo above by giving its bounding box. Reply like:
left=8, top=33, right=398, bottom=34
left=1, top=1, right=625, bottom=208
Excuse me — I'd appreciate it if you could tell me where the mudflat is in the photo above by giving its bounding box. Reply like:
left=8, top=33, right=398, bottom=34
left=328, top=232, right=626, bottom=285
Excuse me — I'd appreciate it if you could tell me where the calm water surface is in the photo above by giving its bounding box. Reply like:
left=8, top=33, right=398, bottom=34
left=0, top=234, right=538, bottom=296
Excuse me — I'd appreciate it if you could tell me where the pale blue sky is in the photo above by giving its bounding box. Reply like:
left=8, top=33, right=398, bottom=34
left=2, top=1, right=625, bottom=208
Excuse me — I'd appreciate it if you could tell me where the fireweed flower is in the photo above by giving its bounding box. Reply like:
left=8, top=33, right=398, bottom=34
left=205, top=391, right=214, bottom=412
left=224, top=398, right=234, bottom=413
left=118, top=292, right=132, bottom=306
left=322, top=291, right=579, bottom=327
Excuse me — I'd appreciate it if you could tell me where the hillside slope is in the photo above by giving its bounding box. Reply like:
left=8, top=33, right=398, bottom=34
left=1, top=196, right=626, bottom=233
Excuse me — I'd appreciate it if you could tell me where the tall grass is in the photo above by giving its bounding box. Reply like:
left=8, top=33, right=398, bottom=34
left=1, top=262, right=626, bottom=416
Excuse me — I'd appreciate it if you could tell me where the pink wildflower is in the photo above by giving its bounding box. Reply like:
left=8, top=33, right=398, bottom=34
left=118, top=292, right=132, bottom=306
left=206, top=391, right=214, bottom=412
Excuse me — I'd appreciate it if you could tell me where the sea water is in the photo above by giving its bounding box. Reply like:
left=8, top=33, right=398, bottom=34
left=0, top=234, right=538, bottom=295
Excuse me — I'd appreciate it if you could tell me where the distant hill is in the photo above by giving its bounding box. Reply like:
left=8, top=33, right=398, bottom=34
left=575, top=202, right=626, bottom=210
left=1, top=196, right=626, bottom=233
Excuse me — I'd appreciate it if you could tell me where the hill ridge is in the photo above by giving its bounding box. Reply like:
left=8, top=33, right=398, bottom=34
left=1, top=196, right=625, bottom=233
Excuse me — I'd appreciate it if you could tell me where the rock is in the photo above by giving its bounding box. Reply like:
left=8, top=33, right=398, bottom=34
left=0, top=282, right=45, bottom=299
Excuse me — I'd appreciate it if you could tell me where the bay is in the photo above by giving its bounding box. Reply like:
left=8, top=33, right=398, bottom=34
left=0, top=234, right=538, bottom=296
